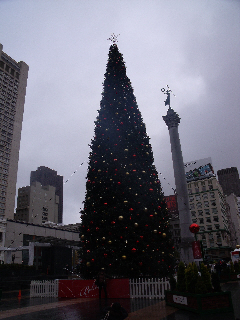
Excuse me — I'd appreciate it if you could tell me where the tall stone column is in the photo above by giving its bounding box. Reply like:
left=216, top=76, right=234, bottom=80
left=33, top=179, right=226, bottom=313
left=163, top=107, right=194, bottom=264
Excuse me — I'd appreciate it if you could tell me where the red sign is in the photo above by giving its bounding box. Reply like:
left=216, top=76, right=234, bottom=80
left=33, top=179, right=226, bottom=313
left=192, top=241, right=202, bottom=260
left=165, top=195, right=178, bottom=213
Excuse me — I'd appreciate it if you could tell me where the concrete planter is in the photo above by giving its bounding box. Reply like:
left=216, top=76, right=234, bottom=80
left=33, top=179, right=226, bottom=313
left=165, top=290, right=233, bottom=314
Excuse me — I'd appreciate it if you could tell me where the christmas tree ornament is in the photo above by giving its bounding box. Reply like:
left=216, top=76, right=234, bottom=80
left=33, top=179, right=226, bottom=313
left=118, top=216, right=124, bottom=221
left=162, top=233, right=167, bottom=238
left=122, top=255, right=127, bottom=260
left=189, top=223, right=200, bottom=233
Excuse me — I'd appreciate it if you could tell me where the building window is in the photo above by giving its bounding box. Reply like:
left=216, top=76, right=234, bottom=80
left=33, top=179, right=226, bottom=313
left=195, top=194, right=201, bottom=201
left=188, top=189, right=192, bottom=195
left=204, top=209, right=210, bottom=215
left=190, top=203, right=195, bottom=210
left=213, top=216, right=219, bottom=222
left=199, top=218, right=204, bottom=224
left=210, top=192, right=215, bottom=199
left=204, top=201, right=209, bottom=207
left=202, top=193, right=208, bottom=200
left=191, top=211, right=196, bottom=217
left=206, top=217, right=211, bottom=223
left=198, top=210, right=203, bottom=216
left=189, top=196, right=194, bottom=202
left=207, top=225, right=212, bottom=231
left=211, top=200, right=216, bottom=206
left=195, top=188, right=199, bottom=193
left=212, top=208, right=218, bottom=214
left=192, top=219, right=197, bottom=223
left=197, top=202, right=202, bottom=208
left=215, top=224, right=220, bottom=230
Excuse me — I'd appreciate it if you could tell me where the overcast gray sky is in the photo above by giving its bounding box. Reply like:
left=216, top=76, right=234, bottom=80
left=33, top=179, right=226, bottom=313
left=0, top=0, right=239, bottom=225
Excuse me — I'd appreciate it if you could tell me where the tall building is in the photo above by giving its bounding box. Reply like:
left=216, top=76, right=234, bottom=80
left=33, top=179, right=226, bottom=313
left=30, top=166, right=63, bottom=223
left=15, top=181, right=59, bottom=224
left=0, top=44, right=29, bottom=219
left=217, top=167, right=240, bottom=197
left=185, top=158, right=231, bottom=260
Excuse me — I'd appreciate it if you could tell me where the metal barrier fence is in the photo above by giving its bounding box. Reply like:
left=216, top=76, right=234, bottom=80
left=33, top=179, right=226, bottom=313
left=129, top=278, right=170, bottom=299
left=30, top=280, right=59, bottom=298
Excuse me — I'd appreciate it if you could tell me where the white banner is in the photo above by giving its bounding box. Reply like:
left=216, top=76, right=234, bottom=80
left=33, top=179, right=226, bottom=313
left=173, top=295, right=188, bottom=305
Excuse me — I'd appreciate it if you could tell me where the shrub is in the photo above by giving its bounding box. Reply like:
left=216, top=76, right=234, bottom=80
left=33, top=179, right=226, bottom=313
left=195, top=275, right=207, bottom=294
left=176, top=262, right=186, bottom=292
left=200, top=263, right=212, bottom=292
left=185, top=263, right=198, bottom=293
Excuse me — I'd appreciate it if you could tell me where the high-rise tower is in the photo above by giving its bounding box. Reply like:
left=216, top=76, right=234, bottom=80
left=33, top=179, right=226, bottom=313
left=30, top=166, right=63, bottom=223
left=217, top=167, right=240, bottom=197
left=0, top=44, right=29, bottom=219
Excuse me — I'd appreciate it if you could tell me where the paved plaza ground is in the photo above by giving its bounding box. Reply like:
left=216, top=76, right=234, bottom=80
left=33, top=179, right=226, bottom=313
left=0, top=282, right=239, bottom=319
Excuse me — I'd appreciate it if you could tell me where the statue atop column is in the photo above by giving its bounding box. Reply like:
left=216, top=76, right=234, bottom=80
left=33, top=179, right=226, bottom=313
left=162, top=87, right=194, bottom=264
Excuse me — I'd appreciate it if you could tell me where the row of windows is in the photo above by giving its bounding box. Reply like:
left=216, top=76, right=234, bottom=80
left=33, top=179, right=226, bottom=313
left=0, top=61, right=20, bottom=79
left=192, top=216, right=220, bottom=224
left=189, top=192, right=215, bottom=202
left=190, top=200, right=216, bottom=210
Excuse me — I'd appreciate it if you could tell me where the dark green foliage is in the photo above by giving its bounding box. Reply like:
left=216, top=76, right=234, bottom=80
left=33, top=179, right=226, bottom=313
left=211, top=272, right=222, bottom=292
left=185, top=263, right=199, bottom=293
left=79, top=44, right=175, bottom=278
left=0, top=263, right=36, bottom=277
left=200, top=263, right=212, bottom=292
left=176, top=262, right=186, bottom=292
left=195, top=275, right=207, bottom=294
left=169, top=275, right=177, bottom=291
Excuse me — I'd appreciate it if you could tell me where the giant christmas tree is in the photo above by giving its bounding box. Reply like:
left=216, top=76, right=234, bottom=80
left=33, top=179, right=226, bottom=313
left=80, top=42, right=174, bottom=278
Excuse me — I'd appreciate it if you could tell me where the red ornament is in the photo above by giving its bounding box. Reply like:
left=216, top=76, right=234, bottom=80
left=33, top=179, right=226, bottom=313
left=139, top=262, right=143, bottom=266
left=104, top=253, right=108, bottom=257
left=132, top=248, right=136, bottom=252
left=111, top=221, right=115, bottom=225
left=189, top=223, right=200, bottom=234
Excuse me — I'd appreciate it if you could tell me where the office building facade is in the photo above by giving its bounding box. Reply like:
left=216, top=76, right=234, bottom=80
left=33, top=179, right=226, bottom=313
left=15, top=181, right=59, bottom=224
left=0, top=44, right=29, bottom=219
left=217, top=167, right=240, bottom=197
left=30, top=166, right=63, bottom=223
left=187, top=176, right=231, bottom=260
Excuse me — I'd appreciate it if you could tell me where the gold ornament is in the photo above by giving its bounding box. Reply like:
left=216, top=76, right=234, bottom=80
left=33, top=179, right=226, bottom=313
left=236, top=245, right=240, bottom=249
left=126, top=172, right=129, bottom=175
left=162, top=252, right=165, bottom=255
left=162, top=233, right=167, bottom=238
left=153, top=230, right=157, bottom=234
left=86, top=262, right=91, bottom=267
left=118, top=216, right=124, bottom=221
left=108, top=240, right=112, bottom=244
left=154, top=212, right=157, bottom=215
left=102, top=237, right=106, bottom=241
left=81, top=235, right=85, bottom=239
left=144, top=208, right=148, bottom=212
left=134, top=223, right=138, bottom=227
left=124, top=200, right=128, bottom=203
left=122, top=255, right=127, bottom=260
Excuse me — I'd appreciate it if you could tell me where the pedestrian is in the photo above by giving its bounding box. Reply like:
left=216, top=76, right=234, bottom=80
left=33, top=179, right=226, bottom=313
left=96, top=268, right=107, bottom=299
left=102, top=302, right=128, bottom=320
